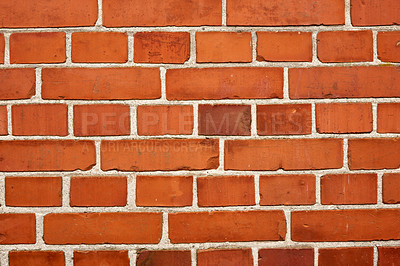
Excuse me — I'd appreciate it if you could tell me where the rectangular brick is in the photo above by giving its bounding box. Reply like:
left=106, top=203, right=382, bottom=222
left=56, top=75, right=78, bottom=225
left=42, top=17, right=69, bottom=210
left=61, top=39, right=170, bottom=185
left=0, top=68, right=35, bottom=100
left=9, top=251, right=65, bottom=266
left=319, top=248, right=374, bottom=266
left=137, top=250, right=191, bottom=266
left=0, top=105, right=7, bottom=135
left=383, top=173, right=400, bottom=204
left=378, top=247, right=400, bottom=266
left=74, top=251, right=129, bottom=266
left=0, top=214, right=35, bottom=244
left=198, top=249, right=253, bottom=266
left=378, top=103, right=400, bottom=133
left=378, top=32, right=400, bottom=62
left=259, top=249, right=314, bottom=266
left=351, top=0, right=400, bottom=26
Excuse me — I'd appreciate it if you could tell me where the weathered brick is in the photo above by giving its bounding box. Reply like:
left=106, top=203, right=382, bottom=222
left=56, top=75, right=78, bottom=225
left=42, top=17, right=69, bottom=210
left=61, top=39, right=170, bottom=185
left=137, top=250, right=191, bottom=266
left=0, top=106, right=7, bottom=135
left=378, top=32, right=400, bottom=62
left=319, top=247, right=374, bottom=266
left=0, top=214, right=35, bottom=244
left=197, top=249, right=253, bottom=266
left=259, top=249, right=314, bottom=266
left=383, top=173, right=400, bottom=204
left=74, top=251, right=129, bottom=266
left=378, top=103, right=400, bottom=133
left=351, top=0, right=400, bottom=26
left=378, top=247, right=400, bottom=266
left=9, top=251, right=65, bottom=266
left=0, top=69, right=35, bottom=100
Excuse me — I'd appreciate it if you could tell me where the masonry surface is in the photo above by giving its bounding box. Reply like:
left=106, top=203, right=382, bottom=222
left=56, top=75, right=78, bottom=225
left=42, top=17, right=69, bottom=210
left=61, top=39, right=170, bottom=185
left=0, top=0, right=400, bottom=265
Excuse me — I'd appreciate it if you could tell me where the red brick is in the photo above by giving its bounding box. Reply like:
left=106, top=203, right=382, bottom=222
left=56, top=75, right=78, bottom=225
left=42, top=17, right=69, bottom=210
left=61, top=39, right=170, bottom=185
left=196, top=32, right=252, bottom=63
left=0, top=34, right=4, bottom=63
left=259, top=249, right=314, bottom=266
left=197, top=176, right=255, bottom=207
left=70, top=176, right=127, bottom=207
left=167, top=68, right=283, bottom=100
left=9, top=251, right=65, bottom=266
left=44, top=212, right=162, bottom=244
left=292, top=209, right=400, bottom=241
left=0, top=140, right=95, bottom=171
left=42, top=68, right=160, bottom=100
left=227, top=0, right=345, bottom=26
left=290, top=66, right=400, bottom=99
left=197, top=249, right=253, bottom=266
left=225, top=139, right=342, bottom=170
left=169, top=211, right=286, bottom=243
left=0, top=105, right=7, bottom=135
left=317, top=31, right=373, bottom=62
left=101, top=139, right=218, bottom=171
left=0, top=0, right=98, bottom=28
left=0, top=214, right=35, bottom=244
left=0, top=68, right=35, bottom=100
left=72, top=32, right=128, bottom=63
left=137, top=105, right=193, bottom=136
left=321, top=174, right=377, bottom=205
left=257, top=104, right=311, bottom=135
left=103, top=0, right=221, bottom=27
left=74, top=104, right=130, bottom=136
left=136, top=176, right=193, bottom=207
left=137, top=250, right=191, bottom=266
left=74, top=251, right=129, bottom=266
left=134, top=32, right=190, bottom=64
left=378, top=247, right=400, bottom=266
left=12, top=104, right=68, bottom=136
left=259, top=175, right=315, bottom=206
left=5, top=176, right=62, bottom=207
left=10, top=32, right=66, bottom=63
left=198, top=105, right=251, bottom=136
left=319, top=247, right=374, bottom=266
left=351, top=0, right=400, bottom=26
left=316, top=103, right=373, bottom=133
left=383, top=173, right=400, bottom=204
left=378, top=103, right=400, bottom=133
left=348, top=138, right=400, bottom=170
left=257, top=32, right=312, bottom=62
left=378, top=32, right=400, bottom=62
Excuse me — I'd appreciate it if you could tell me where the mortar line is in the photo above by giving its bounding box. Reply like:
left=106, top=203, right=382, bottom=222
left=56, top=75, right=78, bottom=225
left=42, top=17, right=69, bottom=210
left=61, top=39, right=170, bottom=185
left=254, top=174, right=260, bottom=206
left=252, top=247, right=258, bottom=266
left=222, top=0, right=227, bottom=26
left=7, top=104, right=12, bottom=136
left=66, top=32, right=72, bottom=64
left=373, top=245, right=378, bottom=266
left=372, top=102, right=378, bottom=133
left=95, top=0, right=103, bottom=27
left=251, top=31, right=257, bottom=63
left=251, top=104, right=257, bottom=136
left=345, top=0, right=352, bottom=27
left=4, top=32, right=10, bottom=66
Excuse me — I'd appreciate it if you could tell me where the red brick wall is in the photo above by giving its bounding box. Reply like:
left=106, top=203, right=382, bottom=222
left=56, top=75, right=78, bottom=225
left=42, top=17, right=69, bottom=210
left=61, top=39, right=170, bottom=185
left=0, top=0, right=400, bottom=265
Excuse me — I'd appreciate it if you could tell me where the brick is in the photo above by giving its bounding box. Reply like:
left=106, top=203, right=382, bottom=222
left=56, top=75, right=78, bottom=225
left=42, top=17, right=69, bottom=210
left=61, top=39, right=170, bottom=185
left=316, top=103, right=373, bottom=133
left=383, top=173, right=400, bottom=204
left=0, top=140, right=95, bottom=171
left=103, top=0, right=221, bottom=27
left=321, top=174, right=377, bottom=205
left=257, top=32, right=312, bottom=62
left=225, top=139, right=342, bottom=170
left=5, top=176, right=62, bottom=207
left=378, top=103, right=400, bottom=133
left=317, top=31, right=373, bottom=62
left=378, top=247, right=400, bottom=266
left=378, top=32, right=400, bottom=62
left=12, top=104, right=68, bottom=136
left=9, top=251, right=65, bottom=266
left=349, top=138, right=400, bottom=170
left=167, top=68, right=283, bottom=100
left=101, top=139, right=218, bottom=171
left=196, top=32, right=252, bottom=63
left=74, top=104, right=130, bottom=136
left=290, top=66, right=400, bottom=99
left=44, top=212, right=162, bottom=244
left=10, top=32, right=66, bottom=64
left=136, top=176, right=193, bottom=207
left=198, top=105, right=251, bottom=136
left=0, top=214, right=35, bottom=244
left=0, top=68, right=35, bottom=100
left=74, top=251, right=129, bottom=266
left=0, top=0, right=97, bottom=28
left=292, top=209, right=400, bottom=242
left=0, top=106, right=7, bottom=135
left=259, top=249, right=314, bottom=266
left=319, top=247, right=374, bottom=266
left=137, top=105, right=193, bottom=136
left=197, top=176, right=255, bottom=207
left=197, top=249, right=253, bottom=266
left=70, top=176, right=127, bottom=207
left=134, top=32, right=190, bottom=64
left=351, top=0, right=400, bottom=26
left=72, top=32, right=128, bottom=63
left=0, top=34, right=4, bottom=63
left=227, top=0, right=345, bottom=26
left=257, top=104, right=311, bottom=135
left=259, top=175, right=315, bottom=206
left=169, top=211, right=286, bottom=243
left=42, top=68, right=160, bottom=100
left=137, top=250, right=191, bottom=266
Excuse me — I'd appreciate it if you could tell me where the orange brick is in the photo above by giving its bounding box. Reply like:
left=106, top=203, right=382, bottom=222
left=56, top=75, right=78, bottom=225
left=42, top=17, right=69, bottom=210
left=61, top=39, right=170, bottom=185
left=137, top=250, right=191, bottom=266
left=378, top=32, right=400, bottom=62
left=72, top=32, right=128, bottom=63
left=196, top=32, right=252, bottom=63
left=383, top=173, right=400, bottom=204
left=0, top=105, right=7, bottom=135
left=317, top=31, right=373, bottom=62
left=74, top=251, right=129, bottom=266
left=9, top=251, right=65, bottom=266
left=0, top=69, right=35, bottom=100
left=319, top=248, right=374, bottom=266
left=378, top=103, right=400, bottom=133
left=136, top=176, right=193, bottom=207
left=197, top=176, right=255, bottom=207
left=257, top=32, right=312, bottom=62
left=197, top=249, right=253, bottom=266
left=134, top=32, right=190, bottom=63
left=0, top=214, right=35, bottom=244
left=0, top=34, right=4, bottom=63
left=12, top=104, right=68, bottom=136
left=316, top=103, right=372, bottom=133
left=351, top=0, right=400, bottom=26
left=259, top=175, right=315, bottom=206
left=10, top=32, right=66, bottom=63
left=379, top=247, right=400, bottom=266
left=259, top=249, right=314, bottom=266
left=6, top=176, right=62, bottom=207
